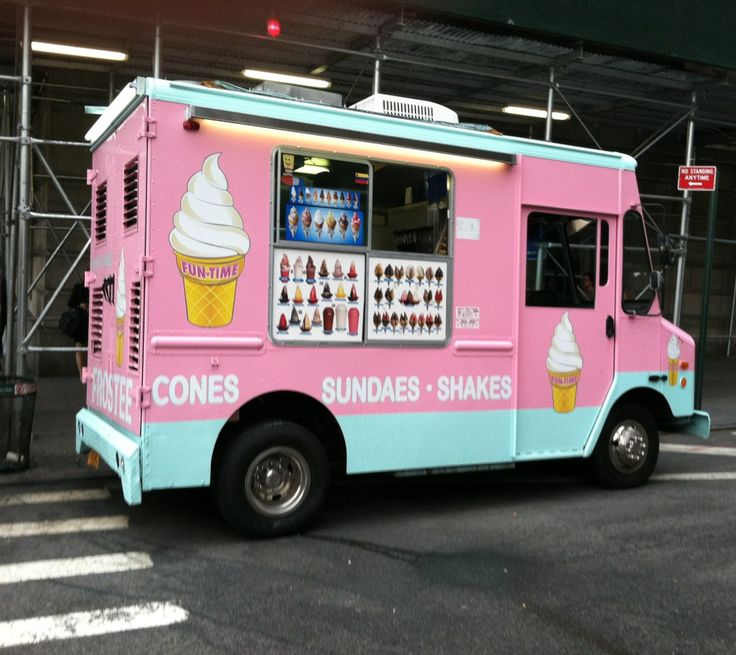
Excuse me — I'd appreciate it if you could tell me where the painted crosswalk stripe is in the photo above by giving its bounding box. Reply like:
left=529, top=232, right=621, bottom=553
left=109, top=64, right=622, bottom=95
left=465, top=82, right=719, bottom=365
left=0, top=489, right=110, bottom=507
left=661, top=444, right=736, bottom=457
left=0, top=516, right=128, bottom=539
left=0, top=602, right=189, bottom=648
left=652, top=472, right=736, bottom=481
left=0, top=552, right=153, bottom=585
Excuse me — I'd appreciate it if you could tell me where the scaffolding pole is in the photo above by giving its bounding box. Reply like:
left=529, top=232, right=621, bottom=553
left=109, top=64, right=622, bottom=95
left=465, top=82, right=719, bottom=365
left=544, top=67, right=554, bottom=141
left=673, top=92, right=697, bottom=326
left=15, top=4, right=31, bottom=375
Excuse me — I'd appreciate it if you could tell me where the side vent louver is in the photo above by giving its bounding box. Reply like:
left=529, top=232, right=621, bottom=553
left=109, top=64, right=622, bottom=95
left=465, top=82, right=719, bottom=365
left=123, top=158, right=138, bottom=232
left=94, top=181, right=107, bottom=243
left=128, top=280, right=141, bottom=371
left=90, top=287, right=103, bottom=356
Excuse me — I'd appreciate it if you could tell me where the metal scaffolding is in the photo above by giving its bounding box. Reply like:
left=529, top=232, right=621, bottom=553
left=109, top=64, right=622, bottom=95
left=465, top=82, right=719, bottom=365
left=2, top=5, right=92, bottom=376
left=1, top=5, right=734, bottom=379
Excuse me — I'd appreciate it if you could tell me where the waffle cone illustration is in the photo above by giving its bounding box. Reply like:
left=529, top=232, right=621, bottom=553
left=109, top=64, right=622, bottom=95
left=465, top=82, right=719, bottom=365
left=116, top=317, right=125, bottom=367
left=546, top=312, right=583, bottom=414
left=547, top=368, right=581, bottom=413
left=169, top=153, right=250, bottom=328
left=175, top=252, right=245, bottom=327
left=667, top=358, right=679, bottom=386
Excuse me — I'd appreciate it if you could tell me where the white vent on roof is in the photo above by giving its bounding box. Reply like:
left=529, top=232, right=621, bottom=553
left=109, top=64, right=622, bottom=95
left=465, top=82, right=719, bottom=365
left=350, top=93, right=459, bottom=124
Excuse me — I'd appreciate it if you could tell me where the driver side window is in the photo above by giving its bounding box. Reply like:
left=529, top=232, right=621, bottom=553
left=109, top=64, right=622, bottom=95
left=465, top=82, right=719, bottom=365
left=525, top=212, right=597, bottom=308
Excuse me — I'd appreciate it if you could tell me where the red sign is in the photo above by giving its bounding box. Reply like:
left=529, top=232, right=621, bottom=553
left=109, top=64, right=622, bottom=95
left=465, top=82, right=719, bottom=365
left=678, top=165, right=717, bottom=191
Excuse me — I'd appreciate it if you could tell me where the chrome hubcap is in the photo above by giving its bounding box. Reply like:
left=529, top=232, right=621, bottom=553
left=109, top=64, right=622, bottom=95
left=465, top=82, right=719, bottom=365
left=609, top=420, right=649, bottom=473
left=245, top=446, right=310, bottom=517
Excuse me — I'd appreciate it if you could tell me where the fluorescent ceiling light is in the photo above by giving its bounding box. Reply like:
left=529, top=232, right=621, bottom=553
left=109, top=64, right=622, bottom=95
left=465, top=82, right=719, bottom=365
left=294, top=157, right=330, bottom=175
left=502, top=105, right=570, bottom=120
left=32, top=41, right=128, bottom=62
left=243, top=68, right=330, bottom=89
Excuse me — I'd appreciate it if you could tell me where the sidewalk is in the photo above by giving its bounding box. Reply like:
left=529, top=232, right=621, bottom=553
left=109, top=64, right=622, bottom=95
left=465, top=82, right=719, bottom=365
left=1, top=354, right=734, bottom=487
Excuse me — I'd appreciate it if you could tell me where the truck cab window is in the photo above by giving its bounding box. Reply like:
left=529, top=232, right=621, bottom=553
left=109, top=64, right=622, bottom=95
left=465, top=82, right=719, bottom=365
left=622, top=210, right=656, bottom=314
left=526, top=213, right=597, bottom=308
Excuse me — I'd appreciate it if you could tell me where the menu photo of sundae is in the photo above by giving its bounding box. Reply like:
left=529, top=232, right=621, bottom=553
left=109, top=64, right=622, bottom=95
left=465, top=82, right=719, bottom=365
left=272, top=247, right=366, bottom=343
left=366, top=256, right=448, bottom=343
left=284, top=181, right=364, bottom=246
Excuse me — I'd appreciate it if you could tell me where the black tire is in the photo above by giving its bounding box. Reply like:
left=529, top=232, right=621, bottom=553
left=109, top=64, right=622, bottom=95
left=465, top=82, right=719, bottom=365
left=215, top=420, right=329, bottom=537
left=589, top=403, right=659, bottom=488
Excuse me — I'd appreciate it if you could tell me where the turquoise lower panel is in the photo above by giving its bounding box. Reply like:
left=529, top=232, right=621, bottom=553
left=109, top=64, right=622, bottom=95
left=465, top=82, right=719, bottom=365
left=85, top=369, right=704, bottom=496
left=515, top=407, right=600, bottom=460
left=142, top=418, right=224, bottom=491
left=661, top=371, right=695, bottom=417
left=76, top=409, right=142, bottom=505
left=340, top=410, right=515, bottom=474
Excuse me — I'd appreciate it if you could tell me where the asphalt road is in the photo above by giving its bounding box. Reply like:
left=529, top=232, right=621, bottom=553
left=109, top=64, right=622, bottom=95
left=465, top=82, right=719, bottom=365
left=1, top=430, right=735, bottom=654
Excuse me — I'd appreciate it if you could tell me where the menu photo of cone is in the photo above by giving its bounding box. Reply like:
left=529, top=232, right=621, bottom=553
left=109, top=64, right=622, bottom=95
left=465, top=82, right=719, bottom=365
left=272, top=247, right=365, bottom=343
left=366, top=256, right=447, bottom=343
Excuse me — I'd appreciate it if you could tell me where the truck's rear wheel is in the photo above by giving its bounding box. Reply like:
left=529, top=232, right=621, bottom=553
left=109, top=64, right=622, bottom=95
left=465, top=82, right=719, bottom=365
left=590, top=403, right=659, bottom=488
left=215, top=420, right=329, bottom=537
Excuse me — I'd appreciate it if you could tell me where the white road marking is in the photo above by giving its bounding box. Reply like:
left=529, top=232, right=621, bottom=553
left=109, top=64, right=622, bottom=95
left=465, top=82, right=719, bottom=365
left=661, top=444, right=736, bottom=457
left=652, top=472, right=736, bottom=481
left=0, top=489, right=110, bottom=507
left=0, top=602, right=189, bottom=648
left=0, top=552, right=153, bottom=585
left=0, top=516, right=128, bottom=539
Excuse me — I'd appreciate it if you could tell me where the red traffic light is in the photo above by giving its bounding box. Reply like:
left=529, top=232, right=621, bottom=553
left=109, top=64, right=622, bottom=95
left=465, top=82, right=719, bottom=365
left=267, top=17, right=281, bottom=38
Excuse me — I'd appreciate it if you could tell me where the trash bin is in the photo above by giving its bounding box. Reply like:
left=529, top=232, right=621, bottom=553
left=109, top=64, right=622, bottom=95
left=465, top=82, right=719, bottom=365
left=0, top=377, right=37, bottom=472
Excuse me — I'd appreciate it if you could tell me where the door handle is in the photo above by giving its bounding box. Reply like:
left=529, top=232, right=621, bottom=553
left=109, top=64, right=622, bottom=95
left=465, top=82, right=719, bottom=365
left=606, top=315, right=615, bottom=339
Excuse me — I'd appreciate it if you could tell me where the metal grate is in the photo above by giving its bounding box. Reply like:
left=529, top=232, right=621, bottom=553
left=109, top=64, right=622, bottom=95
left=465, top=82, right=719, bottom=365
left=90, top=287, right=103, bottom=356
left=123, top=157, right=138, bottom=231
left=350, top=93, right=459, bottom=123
left=94, top=180, right=107, bottom=242
left=128, top=280, right=141, bottom=371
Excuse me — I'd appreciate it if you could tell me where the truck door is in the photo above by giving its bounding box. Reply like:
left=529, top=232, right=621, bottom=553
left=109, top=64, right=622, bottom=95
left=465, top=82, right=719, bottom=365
left=515, top=209, right=616, bottom=457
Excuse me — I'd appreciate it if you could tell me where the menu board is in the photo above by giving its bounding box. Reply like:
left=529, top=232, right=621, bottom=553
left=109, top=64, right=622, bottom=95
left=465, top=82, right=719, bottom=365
left=284, top=180, right=365, bottom=246
left=272, top=248, right=365, bottom=343
left=366, top=256, right=448, bottom=343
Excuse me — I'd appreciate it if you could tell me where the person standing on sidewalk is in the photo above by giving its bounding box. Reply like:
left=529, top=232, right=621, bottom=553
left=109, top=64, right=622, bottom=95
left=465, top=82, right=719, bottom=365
left=64, top=283, right=88, bottom=380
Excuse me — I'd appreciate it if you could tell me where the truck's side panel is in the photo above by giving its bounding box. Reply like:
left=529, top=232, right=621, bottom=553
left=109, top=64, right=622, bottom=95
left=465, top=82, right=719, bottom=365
left=86, top=101, right=148, bottom=437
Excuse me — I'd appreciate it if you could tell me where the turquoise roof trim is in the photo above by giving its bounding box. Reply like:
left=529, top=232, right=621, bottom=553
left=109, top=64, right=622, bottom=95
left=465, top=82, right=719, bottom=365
left=131, top=77, right=636, bottom=171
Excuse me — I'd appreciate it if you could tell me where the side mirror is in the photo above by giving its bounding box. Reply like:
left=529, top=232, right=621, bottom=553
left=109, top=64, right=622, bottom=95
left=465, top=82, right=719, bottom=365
left=650, top=270, right=663, bottom=291
left=657, top=233, right=679, bottom=267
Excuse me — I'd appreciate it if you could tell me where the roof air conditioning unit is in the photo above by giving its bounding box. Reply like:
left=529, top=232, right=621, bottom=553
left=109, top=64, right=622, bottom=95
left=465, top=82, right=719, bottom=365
left=350, top=93, right=459, bottom=124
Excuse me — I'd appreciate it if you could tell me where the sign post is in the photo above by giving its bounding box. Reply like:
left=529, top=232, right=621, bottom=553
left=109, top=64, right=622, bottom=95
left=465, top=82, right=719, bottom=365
left=690, top=166, right=718, bottom=409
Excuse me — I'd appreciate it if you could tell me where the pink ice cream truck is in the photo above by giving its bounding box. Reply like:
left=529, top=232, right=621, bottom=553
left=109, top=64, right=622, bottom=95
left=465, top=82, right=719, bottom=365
left=77, top=78, right=709, bottom=536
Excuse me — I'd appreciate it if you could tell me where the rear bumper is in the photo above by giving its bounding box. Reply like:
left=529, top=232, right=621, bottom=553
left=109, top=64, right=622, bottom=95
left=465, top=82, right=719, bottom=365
left=76, top=408, right=142, bottom=504
left=662, top=410, right=711, bottom=439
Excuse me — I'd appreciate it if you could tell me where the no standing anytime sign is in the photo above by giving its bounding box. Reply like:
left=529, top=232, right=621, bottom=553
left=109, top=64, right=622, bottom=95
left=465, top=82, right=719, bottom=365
left=678, top=165, right=717, bottom=191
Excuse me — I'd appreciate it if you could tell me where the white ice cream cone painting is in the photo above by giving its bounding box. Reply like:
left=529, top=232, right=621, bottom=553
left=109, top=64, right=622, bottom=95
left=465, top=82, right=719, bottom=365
left=667, top=334, right=680, bottom=385
left=115, top=249, right=126, bottom=367
left=546, top=312, right=583, bottom=413
left=169, top=153, right=251, bottom=327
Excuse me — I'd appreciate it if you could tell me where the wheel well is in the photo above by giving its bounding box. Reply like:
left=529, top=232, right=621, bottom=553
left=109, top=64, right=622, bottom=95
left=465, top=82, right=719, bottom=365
left=611, top=388, right=673, bottom=427
left=211, top=391, right=347, bottom=482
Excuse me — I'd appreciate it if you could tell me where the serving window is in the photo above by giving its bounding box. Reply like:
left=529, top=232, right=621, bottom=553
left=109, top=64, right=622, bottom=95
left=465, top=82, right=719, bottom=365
left=272, top=149, right=452, bottom=345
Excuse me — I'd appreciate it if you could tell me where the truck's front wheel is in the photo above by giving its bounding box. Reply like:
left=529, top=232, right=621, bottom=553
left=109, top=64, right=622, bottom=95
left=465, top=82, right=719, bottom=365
left=590, top=403, right=659, bottom=488
left=215, top=420, right=329, bottom=537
